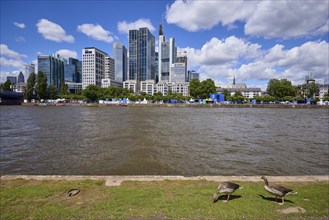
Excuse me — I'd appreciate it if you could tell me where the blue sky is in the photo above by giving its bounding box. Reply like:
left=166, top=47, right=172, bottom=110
left=1, top=0, right=328, bottom=90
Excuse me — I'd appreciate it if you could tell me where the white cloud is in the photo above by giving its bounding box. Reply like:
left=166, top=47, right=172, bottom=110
left=77, top=23, right=114, bottom=43
left=166, top=0, right=254, bottom=32
left=0, top=57, right=25, bottom=69
left=0, top=45, right=26, bottom=80
left=0, top=44, right=26, bottom=59
left=36, top=19, right=74, bottom=43
left=56, top=49, right=78, bottom=59
left=15, top=36, right=26, bottom=42
left=166, top=0, right=329, bottom=38
left=13, top=22, right=25, bottom=29
left=245, top=1, right=329, bottom=39
left=117, top=18, right=155, bottom=34
left=0, top=71, right=20, bottom=84
left=182, top=37, right=329, bottom=88
left=181, top=36, right=261, bottom=67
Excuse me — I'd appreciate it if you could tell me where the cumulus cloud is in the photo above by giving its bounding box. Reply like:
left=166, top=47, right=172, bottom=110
left=117, top=18, right=155, bottom=34
left=56, top=49, right=78, bottom=59
left=181, top=37, right=328, bottom=87
left=13, top=22, right=25, bottom=29
left=0, top=45, right=27, bottom=80
left=0, top=44, right=26, bottom=59
left=36, top=19, right=74, bottom=43
left=77, top=23, right=114, bottom=43
left=181, top=36, right=261, bottom=67
left=245, top=1, right=329, bottom=38
left=166, top=0, right=254, bottom=32
left=0, top=71, right=20, bottom=84
left=166, top=0, right=328, bottom=38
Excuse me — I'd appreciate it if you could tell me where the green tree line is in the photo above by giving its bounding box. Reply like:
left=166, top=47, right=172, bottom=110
left=3, top=72, right=328, bottom=103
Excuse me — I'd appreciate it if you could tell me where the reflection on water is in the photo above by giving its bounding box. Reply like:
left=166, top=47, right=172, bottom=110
left=1, top=105, right=328, bottom=176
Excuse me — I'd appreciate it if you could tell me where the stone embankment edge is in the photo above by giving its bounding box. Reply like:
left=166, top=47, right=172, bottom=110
left=1, top=175, right=328, bottom=186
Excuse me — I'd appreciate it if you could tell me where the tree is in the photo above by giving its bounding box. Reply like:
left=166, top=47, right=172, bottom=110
left=82, top=84, right=103, bottom=102
left=36, top=71, right=48, bottom=100
left=25, top=72, right=36, bottom=100
left=48, top=85, right=58, bottom=99
left=59, top=83, right=69, bottom=96
left=199, top=79, right=216, bottom=99
left=189, top=78, right=200, bottom=99
left=267, top=78, right=297, bottom=100
left=222, top=89, right=231, bottom=101
left=301, top=83, right=319, bottom=99
left=103, top=86, right=118, bottom=99
left=3, top=80, right=12, bottom=91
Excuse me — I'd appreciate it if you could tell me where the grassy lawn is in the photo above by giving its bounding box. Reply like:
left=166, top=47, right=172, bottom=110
left=1, top=178, right=328, bottom=219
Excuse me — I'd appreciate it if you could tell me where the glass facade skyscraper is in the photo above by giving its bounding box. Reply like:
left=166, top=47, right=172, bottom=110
left=17, top=71, right=25, bottom=83
left=113, top=42, right=127, bottom=82
left=129, top=27, right=155, bottom=84
left=37, top=54, right=65, bottom=92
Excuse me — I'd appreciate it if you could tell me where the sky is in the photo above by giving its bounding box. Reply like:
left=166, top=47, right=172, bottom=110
left=1, top=0, right=328, bottom=90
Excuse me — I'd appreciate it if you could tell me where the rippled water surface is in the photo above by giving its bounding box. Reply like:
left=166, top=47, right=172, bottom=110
left=1, top=105, right=328, bottom=175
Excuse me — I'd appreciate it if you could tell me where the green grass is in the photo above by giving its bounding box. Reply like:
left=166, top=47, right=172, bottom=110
left=1, top=179, right=328, bottom=219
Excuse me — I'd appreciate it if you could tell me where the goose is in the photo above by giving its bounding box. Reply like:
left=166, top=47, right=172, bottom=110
left=261, top=176, right=296, bottom=205
left=67, top=188, right=80, bottom=197
left=212, top=182, right=241, bottom=203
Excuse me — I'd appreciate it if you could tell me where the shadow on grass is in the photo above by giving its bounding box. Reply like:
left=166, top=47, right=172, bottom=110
left=214, top=195, right=242, bottom=203
left=258, top=194, right=294, bottom=204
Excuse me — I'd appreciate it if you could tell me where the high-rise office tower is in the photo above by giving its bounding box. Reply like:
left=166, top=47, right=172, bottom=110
left=113, top=42, right=128, bottom=82
left=82, top=47, right=107, bottom=89
left=25, top=63, right=35, bottom=81
left=38, top=54, right=65, bottom=92
left=17, top=71, right=25, bottom=83
left=104, top=56, right=115, bottom=80
left=129, top=27, right=155, bottom=82
left=158, top=24, right=176, bottom=82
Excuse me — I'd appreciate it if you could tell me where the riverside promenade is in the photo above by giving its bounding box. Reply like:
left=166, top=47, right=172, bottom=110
left=2, top=175, right=328, bottom=186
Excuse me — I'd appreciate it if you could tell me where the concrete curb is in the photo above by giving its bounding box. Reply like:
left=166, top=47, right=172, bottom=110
left=1, top=175, right=328, bottom=186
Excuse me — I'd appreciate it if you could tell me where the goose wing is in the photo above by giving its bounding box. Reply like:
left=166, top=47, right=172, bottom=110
left=218, top=182, right=240, bottom=194
left=268, top=184, right=293, bottom=197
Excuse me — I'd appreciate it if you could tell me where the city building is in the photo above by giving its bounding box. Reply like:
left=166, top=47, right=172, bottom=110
left=38, top=54, right=65, bottom=92
left=25, top=63, right=35, bottom=81
left=319, top=84, right=329, bottom=99
left=17, top=71, right=25, bottom=83
left=123, top=80, right=138, bottom=93
left=187, top=70, right=200, bottom=82
left=7, top=76, right=17, bottom=85
left=113, top=42, right=128, bottom=82
left=156, top=81, right=189, bottom=97
left=218, top=76, right=262, bottom=99
left=127, top=27, right=155, bottom=91
left=158, top=24, right=176, bottom=82
left=140, top=80, right=156, bottom=96
left=156, top=24, right=189, bottom=96
left=104, top=56, right=115, bottom=80
left=82, top=47, right=107, bottom=89
left=171, top=53, right=187, bottom=83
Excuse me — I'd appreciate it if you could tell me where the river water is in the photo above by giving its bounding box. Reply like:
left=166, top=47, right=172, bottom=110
left=0, top=105, right=328, bottom=176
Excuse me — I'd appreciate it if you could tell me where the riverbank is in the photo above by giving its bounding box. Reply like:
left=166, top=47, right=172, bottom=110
left=1, top=175, right=328, bottom=219
left=21, top=102, right=329, bottom=108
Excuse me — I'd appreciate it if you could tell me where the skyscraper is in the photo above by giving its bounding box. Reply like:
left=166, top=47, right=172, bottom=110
left=104, top=56, right=115, bottom=80
left=25, top=63, right=35, bottom=80
left=113, top=42, right=127, bottom=82
left=158, top=24, right=176, bottom=82
left=82, top=47, right=107, bottom=89
left=37, top=54, right=65, bottom=92
left=128, top=27, right=155, bottom=83
left=17, top=71, right=25, bottom=83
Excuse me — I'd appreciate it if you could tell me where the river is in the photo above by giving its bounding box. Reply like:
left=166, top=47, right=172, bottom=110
left=0, top=105, right=328, bottom=176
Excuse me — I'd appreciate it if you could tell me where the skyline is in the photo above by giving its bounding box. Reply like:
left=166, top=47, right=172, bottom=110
left=1, top=0, right=328, bottom=90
